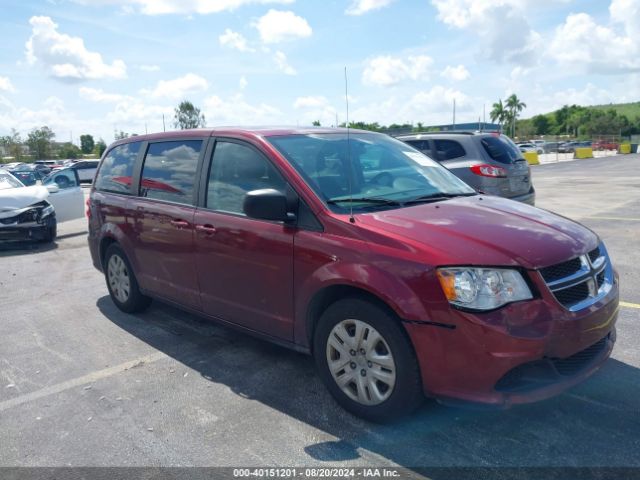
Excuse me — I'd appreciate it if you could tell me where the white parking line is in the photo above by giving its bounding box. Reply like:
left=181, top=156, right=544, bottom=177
left=0, top=351, right=167, bottom=413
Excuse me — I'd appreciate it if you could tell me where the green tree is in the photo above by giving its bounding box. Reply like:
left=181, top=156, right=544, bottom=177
left=531, top=115, right=551, bottom=135
left=114, top=130, right=130, bottom=140
left=94, top=139, right=107, bottom=156
left=0, top=129, right=24, bottom=161
left=80, top=134, right=95, bottom=154
left=57, top=142, right=82, bottom=159
left=312, top=120, right=321, bottom=126
left=173, top=100, right=206, bottom=130
left=26, top=126, right=55, bottom=160
left=506, top=94, right=527, bottom=137
left=490, top=99, right=508, bottom=132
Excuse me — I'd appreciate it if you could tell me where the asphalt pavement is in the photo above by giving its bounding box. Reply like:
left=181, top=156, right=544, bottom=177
left=0, top=155, right=639, bottom=475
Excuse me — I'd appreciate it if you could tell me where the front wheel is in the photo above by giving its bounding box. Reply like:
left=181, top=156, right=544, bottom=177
left=104, top=244, right=151, bottom=313
left=313, top=298, right=423, bottom=422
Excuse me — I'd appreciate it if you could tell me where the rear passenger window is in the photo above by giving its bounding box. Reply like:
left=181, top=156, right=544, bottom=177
left=94, top=142, right=142, bottom=194
left=406, top=140, right=432, bottom=156
left=207, top=141, right=285, bottom=215
left=434, top=140, right=465, bottom=160
left=481, top=136, right=523, bottom=164
left=140, top=140, right=202, bottom=204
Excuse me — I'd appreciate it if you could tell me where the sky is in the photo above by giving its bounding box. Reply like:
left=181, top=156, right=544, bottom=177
left=0, top=0, right=639, bottom=144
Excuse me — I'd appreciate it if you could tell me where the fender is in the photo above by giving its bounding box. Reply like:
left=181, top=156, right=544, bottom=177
left=294, top=258, right=437, bottom=347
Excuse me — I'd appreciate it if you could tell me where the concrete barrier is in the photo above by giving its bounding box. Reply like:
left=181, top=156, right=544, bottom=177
left=574, top=147, right=594, bottom=159
left=523, top=152, right=540, bottom=165
left=619, top=143, right=631, bottom=154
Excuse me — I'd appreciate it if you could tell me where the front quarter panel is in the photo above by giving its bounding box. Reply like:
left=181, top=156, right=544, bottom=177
left=293, top=228, right=447, bottom=348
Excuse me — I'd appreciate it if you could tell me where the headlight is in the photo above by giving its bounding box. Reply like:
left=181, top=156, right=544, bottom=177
left=41, top=204, right=55, bottom=217
left=437, top=267, right=532, bottom=311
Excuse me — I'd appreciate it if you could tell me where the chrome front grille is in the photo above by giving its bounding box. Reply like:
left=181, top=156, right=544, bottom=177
left=539, top=244, right=613, bottom=311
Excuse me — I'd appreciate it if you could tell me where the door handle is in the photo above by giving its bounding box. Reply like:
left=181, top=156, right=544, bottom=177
left=170, top=219, right=190, bottom=229
left=195, top=224, right=217, bottom=235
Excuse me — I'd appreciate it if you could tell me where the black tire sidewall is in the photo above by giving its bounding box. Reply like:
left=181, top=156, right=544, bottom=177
left=313, top=298, right=423, bottom=422
left=104, top=244, right=150, bottom=313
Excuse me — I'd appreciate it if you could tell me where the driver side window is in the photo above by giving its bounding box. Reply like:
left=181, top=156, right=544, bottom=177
left=45, top=170, right=79, bottom=190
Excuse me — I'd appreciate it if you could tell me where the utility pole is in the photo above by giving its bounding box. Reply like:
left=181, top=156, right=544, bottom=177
left=452, top=99, right=456, bottom=130
left=162, top=114, right=166, bottom=132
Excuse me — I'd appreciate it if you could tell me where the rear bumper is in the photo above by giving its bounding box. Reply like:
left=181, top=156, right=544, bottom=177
left=404, top=279, right=619, bottom=408
left=509, top=188, right=536, bottom=206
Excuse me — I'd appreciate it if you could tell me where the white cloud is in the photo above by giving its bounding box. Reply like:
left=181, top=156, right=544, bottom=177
left=430, top=0, right=542, bottom=65
left=550, top=11, right=640, bottom=73
left=239, top=76, right=248, bottom=90
left=25, top=16, right=126, bottom=81
left=141, top=73, right=209, bottom=99
left=219, top=29, right=254, bottom=52
left=70, top=0, right=294, bottom=15
left=294, top=96, right=329, bottom=109
left=254, top=10, right=312, bottom=44
left=441, top=64, right=470, bottom=81
left=0, top=95, right=78, bottom=136
left=139, top=64, right=160, bottom=72
left=349, top=86, right=472, bottom=125
left=79, top=87, right=132, bottom=103
left=274, top=51, right=297, bottom=75
left=0, top=77, right=15, bottom=92
left=362, top=55, right=433, bottom=87
left=203, top=94, right=283, bottom=124
left=346, top=0, right=394, bottom=15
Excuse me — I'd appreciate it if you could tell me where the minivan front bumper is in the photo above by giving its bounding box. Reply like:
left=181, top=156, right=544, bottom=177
left=403, top=274, right=618, bottom=408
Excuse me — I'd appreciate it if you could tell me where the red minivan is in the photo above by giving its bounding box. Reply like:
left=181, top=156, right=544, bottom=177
left=88, top=128, right=618, bottom=421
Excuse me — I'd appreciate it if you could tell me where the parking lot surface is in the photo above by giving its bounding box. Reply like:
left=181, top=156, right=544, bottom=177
left=1, top=155, right=639, bottom=472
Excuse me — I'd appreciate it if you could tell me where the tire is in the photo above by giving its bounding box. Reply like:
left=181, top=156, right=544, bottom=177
left=40, top=219, right=57, bottom=243
left=313, top=298, right=423, bottom=422
left=104, top=244, right=151, bottom=313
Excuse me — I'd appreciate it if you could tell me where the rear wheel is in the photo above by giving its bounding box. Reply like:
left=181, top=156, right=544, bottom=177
left=313, top=298, right=423, bottom=422
left=104, top=244, right=151, bottom=313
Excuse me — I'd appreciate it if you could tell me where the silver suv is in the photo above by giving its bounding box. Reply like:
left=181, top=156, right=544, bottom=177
left=397, top=132, right=535, bottom=205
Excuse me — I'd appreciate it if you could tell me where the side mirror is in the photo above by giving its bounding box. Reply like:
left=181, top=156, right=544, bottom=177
left=46, top=184, right=59, bottom=194
left=243, top=189, right=295, bottom=223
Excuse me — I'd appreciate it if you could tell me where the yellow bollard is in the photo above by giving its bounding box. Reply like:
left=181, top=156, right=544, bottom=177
left=523, top=152, right=540, bottom=165
left=574, top=147, right=594, bottom=159
left=619, top=144, right=631, bottom=154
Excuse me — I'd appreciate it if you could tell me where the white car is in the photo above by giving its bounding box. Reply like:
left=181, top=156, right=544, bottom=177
left=0, top=168, right=84, bottom=243
left=517, top=143, right=544, bottom=154
left=70, top=160, right=99, bottom=183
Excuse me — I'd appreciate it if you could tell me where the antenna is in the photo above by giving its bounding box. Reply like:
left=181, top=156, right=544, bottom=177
left=344, top=67, right=355, bottom=224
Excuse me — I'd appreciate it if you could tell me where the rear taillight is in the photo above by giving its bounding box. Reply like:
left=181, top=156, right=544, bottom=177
left=470, top=164, right=507, bottom=178
left=86, top=198, right=91, bottom=219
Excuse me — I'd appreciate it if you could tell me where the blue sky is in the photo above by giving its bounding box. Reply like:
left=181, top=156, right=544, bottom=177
left=1, top=0, right=639, bottom=143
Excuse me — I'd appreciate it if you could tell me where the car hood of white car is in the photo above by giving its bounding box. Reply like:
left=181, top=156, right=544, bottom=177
left=0, top=185, right=49, bottom=215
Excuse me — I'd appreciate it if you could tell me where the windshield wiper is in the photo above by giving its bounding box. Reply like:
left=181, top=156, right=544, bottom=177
left=327, top=196, right=403, bottom=207
left=404, top=192, right=477, bottom=205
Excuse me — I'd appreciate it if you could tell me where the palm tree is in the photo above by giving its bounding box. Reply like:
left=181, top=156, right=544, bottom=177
left=506, top=94, right=527, bottom=138
left=490, top=100, right=507, bottom=132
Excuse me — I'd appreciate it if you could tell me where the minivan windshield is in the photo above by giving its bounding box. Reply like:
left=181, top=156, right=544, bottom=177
left=267, top=133, right=476, bottom=211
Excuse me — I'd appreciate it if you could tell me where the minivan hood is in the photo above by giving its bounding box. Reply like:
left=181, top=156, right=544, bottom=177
left=0, top=185, right=49, bottom=212
left=356, top=196, right=598, bottom=269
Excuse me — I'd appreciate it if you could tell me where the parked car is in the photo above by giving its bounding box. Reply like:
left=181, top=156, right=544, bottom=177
left=0, top=168, right=83, bottom=243
left=41, top=168, right=86, bottom=222
left=397, top=132, right=535, bottom=205
left=593, top=141, right=619, bottom=151
left=516, top=143, right=544, bottom=154
left=558, top=142, right=579, bottom=153
left=530, top=140, right=546, bottom=148
left=0, top=162, right=25, bottom=170
left=7, top=163, right=50, bottom=183
left=88, top=127, right=618, bottom=421
left=543, top=142, right=562, bottom=153
left=66, top=159, right=99, bottom=183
